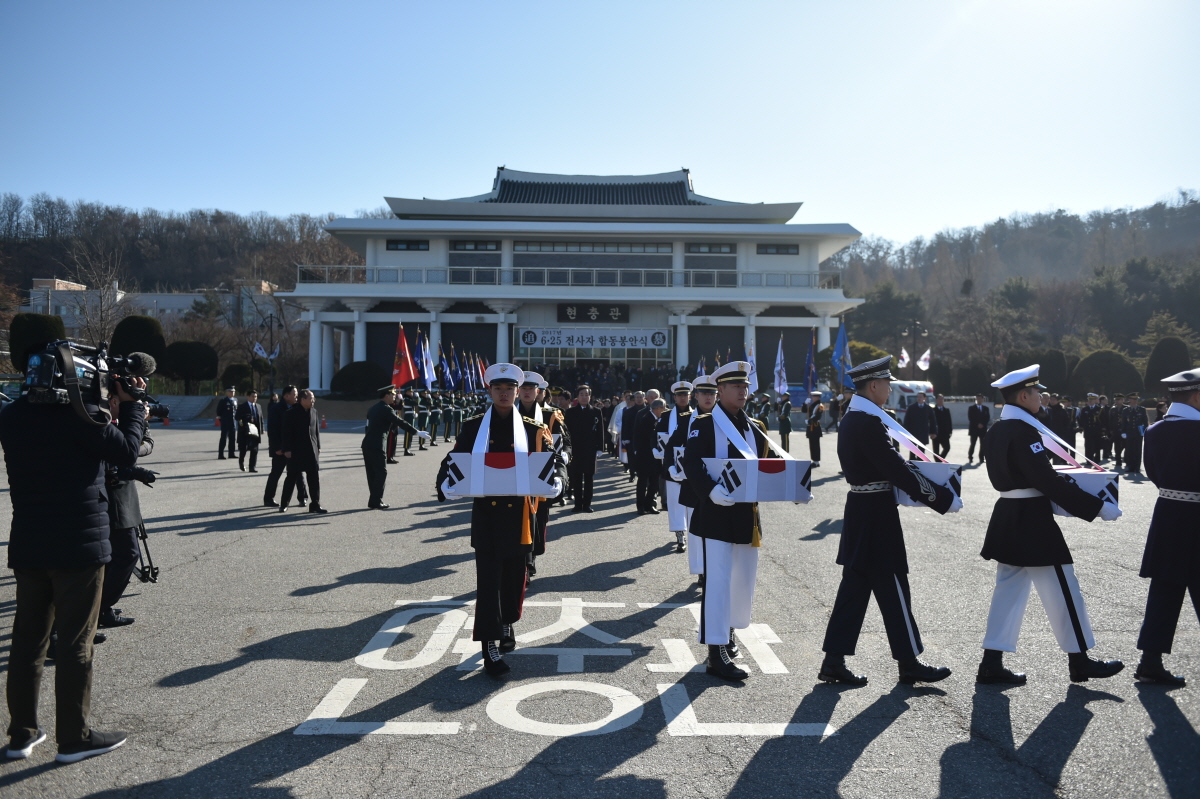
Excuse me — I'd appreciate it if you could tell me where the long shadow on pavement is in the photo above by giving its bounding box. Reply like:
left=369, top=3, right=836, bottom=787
left=1137, top=684, right=1200, bottom=798
left=291, top=553, right=474, bottom=596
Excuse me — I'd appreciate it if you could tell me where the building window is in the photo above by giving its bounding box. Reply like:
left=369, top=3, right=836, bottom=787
left=451, top=241, right=499, bottom=251
left=756, top=244, right=799, bottom=255
left=686, top=243, right=735, bottom=254
left=386, top=240, right=430, bottom=251
left=513, top=241, right=672, bottom=253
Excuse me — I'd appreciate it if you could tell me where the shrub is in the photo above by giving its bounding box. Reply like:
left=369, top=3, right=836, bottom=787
left=330, top=361, right=390, bottom=397
left=1067, top=350, right=1143, bottom=398
left=9, top=313, right=67, bottom=372
left=220, top=363, right=255, bottom=393
left=1144, top=336, right=1191, bottom=390
left=163, top=340, right=219, bottom=394
left=110, top=315, right=168, bottom=367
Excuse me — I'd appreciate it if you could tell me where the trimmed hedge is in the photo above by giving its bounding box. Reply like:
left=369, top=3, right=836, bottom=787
left=330, top=361, right=390, bottom=397
left=9, top=313, right=67, bottom=372
left=1067, top=350, right=1143, bottom=398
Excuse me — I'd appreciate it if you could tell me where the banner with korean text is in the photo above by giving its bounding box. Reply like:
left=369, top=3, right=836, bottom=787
left=518, top=329, right=670, bottom=349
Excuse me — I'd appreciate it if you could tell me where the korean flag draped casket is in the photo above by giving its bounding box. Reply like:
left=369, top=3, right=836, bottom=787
left=702, top=458, right=813, bottom=503
left=1052, top=466, right=1119, bottom=518
left=895, top=461, right=963, bottom=507
left=440, top=452, right=559, bottom=498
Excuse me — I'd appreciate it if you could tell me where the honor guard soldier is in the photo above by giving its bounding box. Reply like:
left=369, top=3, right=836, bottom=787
left=1109, top=393, right=1127, bottom=468
left=436, top=364, right=565, bottom=677
left=362, top=385, right=426, bottom=509
left=976, top=365, right=1124, bottom=685
left=777, top=392, right=793, bottom=452
left=967, top=393, right=990, bottom=464
left=1121, top=392, right=1149, bottom=473
left=564, top=385, right=604, bottom=513
left=682, top=362, right=778, bottom=681
left=655, top=381, right=694, bottom=552
left=427, top=391, right=442, bottom=446
left=1078, top=393, right=1104, bottom=464
left=415, top=391, right=432, bottom=451
left=518, top=371, right=571, bottom=576
left=819, top=356, right=961, bottom=687
left=668, top=375, right=718, bottom=576
left=1134, top=369, right=1200, bottom=685
left=216, top=387, right=238, bottom=460
left=401, top=388, right=418, bottom=456
left=800, top=390, right=824, bottom=466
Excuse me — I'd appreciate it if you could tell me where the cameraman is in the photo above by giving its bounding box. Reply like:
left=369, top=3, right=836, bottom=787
left=0, top=374, right=147, bottom=763
left=98, top=394, right=155, bottom=629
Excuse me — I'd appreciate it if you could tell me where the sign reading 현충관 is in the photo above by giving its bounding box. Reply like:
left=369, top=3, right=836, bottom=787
left=518, top=329, right=670, bottom=348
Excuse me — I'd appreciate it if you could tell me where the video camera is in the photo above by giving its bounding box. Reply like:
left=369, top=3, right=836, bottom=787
left=22, top=339, right=169, bottom=426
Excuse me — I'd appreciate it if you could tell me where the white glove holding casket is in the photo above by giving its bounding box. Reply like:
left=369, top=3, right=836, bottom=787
left=709, top=484, right=736, bottom=507
left=441, top=481, right=458, bottom=498
left=417, top=431, right=431, bottom=441
left=668, top=465, right=685, bottom=482
left=948, top=495, right=963, bottom=514
left=1099, top=502, right=1122, bottom=522
left=552, top=478, right=564, bottom=497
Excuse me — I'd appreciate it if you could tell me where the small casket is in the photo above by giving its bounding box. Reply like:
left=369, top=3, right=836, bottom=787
left=1052, top=467, right=1119, bottom=517
left=895, top=461, right=963, bottom=507
left=440, top=452, right=559, bottom=498
left=702, top=458, right=813, bottom=503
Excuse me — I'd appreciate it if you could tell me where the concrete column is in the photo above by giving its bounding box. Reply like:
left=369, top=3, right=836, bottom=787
left=501, top=240, right=514, bottom=285
left=321, top=323, right=335, bottom=391
left=733, top=303, right=770, bottom=361
left=675, top=322, right=689, bottom=371
left=672, top=241, right=685, bottom=286
left=418, top=299, right=452, bottom=353
left=308, top=320, right=322, bottom=390
left=818, top=321, right=831, bottom=352
left=342, top=299, right=375, bottom=363
left=485, top=301, right=521, bottom=364
left=338, top=328, right=351, bottom=370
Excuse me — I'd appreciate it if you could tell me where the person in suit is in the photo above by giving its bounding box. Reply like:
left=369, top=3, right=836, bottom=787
left=215, top=387, right=238, bottom=460
left=362, top=385, right=425, bottom=509
left=777, top=394, right=793, bottom=452
left=1109, top=393, right=1127, bottom=468
left=933, top=394, right=953, bottom=460
left=1134, top=368, right=1200, bottom=685
left=634, top=398, right=667, bottom=515
left=435, top=363, right=565, bottom=677
left=902, top=392, right=938, bottom=460
left=800, top=390, right=824, bottom=466
left=682, top=361, right=780, bottom=681
left=236, top=389, right=264, bottom=472
left=280, top=390, right=326, bottom=513
left=620, top=392, right=644, bottom=483
left=1045, top=394, right=1072, bottom=465
left=565, top=385, right=604, bottom=513
left=1078, top=393, right=1104, bottom=464
left=263, top=386, right=306, bottom=508
left=818, top=356, right=961, bottom=687
left=975, top=365, right=1124, bottom=685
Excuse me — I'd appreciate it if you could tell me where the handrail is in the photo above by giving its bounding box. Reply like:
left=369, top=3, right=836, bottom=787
left=295, top=265, right=841, bottom=289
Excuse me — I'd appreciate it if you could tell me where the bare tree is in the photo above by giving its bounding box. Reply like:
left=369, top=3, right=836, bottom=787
left=61, top=239, right=133, bottom=346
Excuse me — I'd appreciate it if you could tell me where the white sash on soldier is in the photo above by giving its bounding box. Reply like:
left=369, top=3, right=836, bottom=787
left=470, top=406, right=529, bottom=497
left=998, top=404, right=1092, bottom=468
left=847, top=394, right=946, bottom=462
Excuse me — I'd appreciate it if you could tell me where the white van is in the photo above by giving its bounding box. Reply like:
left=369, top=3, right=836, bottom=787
left=888, top=380, right=935, bottom=412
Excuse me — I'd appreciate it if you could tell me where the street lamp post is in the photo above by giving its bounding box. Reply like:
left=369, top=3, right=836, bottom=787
left=900, top=319, right=929, bottom=380
left=260, top=312, right=284, bottom=396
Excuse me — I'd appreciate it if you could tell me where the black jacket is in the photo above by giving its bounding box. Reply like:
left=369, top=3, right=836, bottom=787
left=967, top=403, right=991, bottom=435
left=1141, top=415, right=1200, bottom=582
left=633, top=407, right=663, bottom=471
left=981, top=418, right=1103, bottom=566
left=903, top=402, right=937, bottom=443
left=682, top=404, right=775, bottom=545
left=282, top=404, right=320, bottom=468
left=107, top=427, right=155, bottom=530
left=236, top=401, right=263, bottom=447
left=267, top=400, right=292, bottom=453
left=1078, top=404, right=1104, bottom=438
left=2, top=398, right=147, bottom=570
left=835, top=408, right=956, bottom=574
left=564, top=404, right=604, bottom=472
left=362, top=400, right=418, bottom=452
left=800, top=400, right=824, bottom=439
left=933, top=406, right=953, bottom=438
left=665, top=410, right=701, bottom=507
left=216, top=395, right=238, bottom=421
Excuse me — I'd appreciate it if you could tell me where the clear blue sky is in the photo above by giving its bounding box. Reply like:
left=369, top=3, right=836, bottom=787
left=2, top=0, right=1196, bottom=243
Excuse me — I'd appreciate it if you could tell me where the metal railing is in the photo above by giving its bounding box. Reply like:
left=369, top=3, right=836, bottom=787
left=296, top=265, right=841, bottom=290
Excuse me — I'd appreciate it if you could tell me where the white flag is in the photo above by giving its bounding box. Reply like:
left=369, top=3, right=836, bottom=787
left=746, top=344, right=759, bottom=394
left=268, top=343, right=281, bottom=361
left=253, top=341, right=269, bottom=359
left=897, top=348, right=910, bottom=368
left=917, top=348, right=931, bottom=371
left=773, top=336, right=788, bottom=396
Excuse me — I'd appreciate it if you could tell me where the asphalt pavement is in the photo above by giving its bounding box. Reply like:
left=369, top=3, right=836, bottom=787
left=0, top=422, right=1196, bottom=798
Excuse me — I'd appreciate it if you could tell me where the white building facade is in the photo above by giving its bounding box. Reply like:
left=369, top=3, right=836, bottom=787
left=280, top=168, right=863, bottom=391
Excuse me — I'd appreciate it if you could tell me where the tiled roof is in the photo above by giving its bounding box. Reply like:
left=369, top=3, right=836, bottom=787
left=486, top=179, right=707, bottom=206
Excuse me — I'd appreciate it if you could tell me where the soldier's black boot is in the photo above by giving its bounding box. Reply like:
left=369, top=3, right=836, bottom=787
left=817, top=654, right=868, bottom=686
left=499, top=624, right=516, bottom=653
left=726, top=628, right=740, bottom=659
left=898, top=657, right=952, bottom=684
left=1134, top=652, right=1184, bottom=686
left=976, top=648, right=1026, bottom=685
left=482, top=641, right=510, bottom=677
left=1068, top=650, right=1124, bottom=682
left=706, top=645, right=748, bottom=681
left=674, top=531, right=686, bottom=553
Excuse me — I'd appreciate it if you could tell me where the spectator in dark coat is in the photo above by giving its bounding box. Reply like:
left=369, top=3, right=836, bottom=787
left=933, top=394, right=953, bottom=459
left=633, top=399, right=666, bottom=514
left=215, top=387, right=238, bottom=460
left=967, top=394, right=991, bottom=464
left=236, top=389, right=264, bottom=472
left=100, top=395, right=154, bottom=629
left=280, top=389, right=325, bottom=513
left=264, top=386, right=306, bottom=507
left=902, top=392, right=938, bottom=460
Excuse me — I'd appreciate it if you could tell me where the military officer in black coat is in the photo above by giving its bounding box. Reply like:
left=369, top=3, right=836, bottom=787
left=976, top=365, right=1124, bottom=685
left=362, top=385, right=424, bottom=509
left=933, top=394, right=953, bottom=459
left=236, top=389, right=263, bottom=472
left=427, top=392, right=442, bottom=446
left=280, top=390, right=326, bottom=513
left=818, top=356, right=961, bottom=687
left=216, top=387, right=238, bottom=460
left=777, top=394, right=793, bottom=452
left=800, top=390, right=824, bottom=466
left=1108, top=393, right=1127, bottom=467
left=967, top=394, right=990, bottom=464
left=1078, top=393, right=1104, bottom=464
left=902, top=392, right=938, bottom=460
left=634, top=398, right=666, bottom=515
left=564, top=385, right=604, bottom=513
left=435, top=363, right=565, bottom=677
left=1134, top=369, right=1200, bottom=685
left=1121, top=392, right=1149, bottom=473
left=682, top=362, right=778, bottom=681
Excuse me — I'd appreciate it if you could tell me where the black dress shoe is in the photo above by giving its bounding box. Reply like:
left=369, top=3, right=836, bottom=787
left=403, top=452, right=416, bottom=457
left=645, top=506, right=660, bottom=514
left=482, top=641, right=510, bottom=677
left=706, top=645, right=748, bottom=681
left=1069, top=653, right=1124, bottom=682
left=976, top=664, right=1027, bottom=685
left=249, top=469, right=258, bottom=473
left=97, top=609, right=135, bottom=628
left=278, top=505, right=286, bottom=513
left=239, top=464, right=246, bottom=472
left=898, top=657, right=952, bottom=684
left=309, top=504, right=329, bottom=514
left=499, top=625, right=516, bottom=653
left=818, top=656, right=869, bottom=686
left=264, top=499, right=279, bottom=507
left=369, top=503, right=390, bottom=510
left=387, top=458, right=399, bottom=464
left=218, top=456, right=226, bottom=460
left=1135, top=661, right=1186, bottom=686
left=726, top=628, right=740, bottom=659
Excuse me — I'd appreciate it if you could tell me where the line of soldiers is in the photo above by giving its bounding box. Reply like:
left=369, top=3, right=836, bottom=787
left=1075, top=391, right=1150, bottom=473
left=384, top=388, right=488, bottom=460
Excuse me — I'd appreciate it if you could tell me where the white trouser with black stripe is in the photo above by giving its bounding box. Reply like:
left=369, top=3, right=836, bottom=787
left=664, top=481, right=691, bottom=533
left=698, top=538, right=759, bottom=645
left=982, top=563, right=1095, bottom=653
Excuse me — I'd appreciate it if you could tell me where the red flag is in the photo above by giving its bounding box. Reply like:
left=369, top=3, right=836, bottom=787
left=392, top=324, right=417, bottom=387
left=476, top=354, right=487, bottom=387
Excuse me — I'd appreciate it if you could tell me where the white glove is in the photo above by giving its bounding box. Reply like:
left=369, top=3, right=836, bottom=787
left=441, top=481, right=457, bottom=498
left=948, top=495, right=963, bottom=514
left=668, top=465, right=685, bottom=482
left=552, top=478, right=564, bottom=497
left=1098, top=502, right=1122, bottom=522
left=417, top=431, right=431, bottom=441
left=1121, top=433, right=1127, bottom=439
left=709, top=484, right=736, bottom=507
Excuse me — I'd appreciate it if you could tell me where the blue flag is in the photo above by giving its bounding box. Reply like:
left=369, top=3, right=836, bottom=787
left=451, top=344, right=464, bottom=390
left=414, top=332, right=429, bottom=389
left=831, top=324, right=852, bottom=388
left=804, top=329, right=818, bottom=395
left=438, top=343, right=454, bottom=390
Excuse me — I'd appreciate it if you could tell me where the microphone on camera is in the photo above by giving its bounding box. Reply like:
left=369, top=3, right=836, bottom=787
left=125, top=352, right=157, bottom=377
